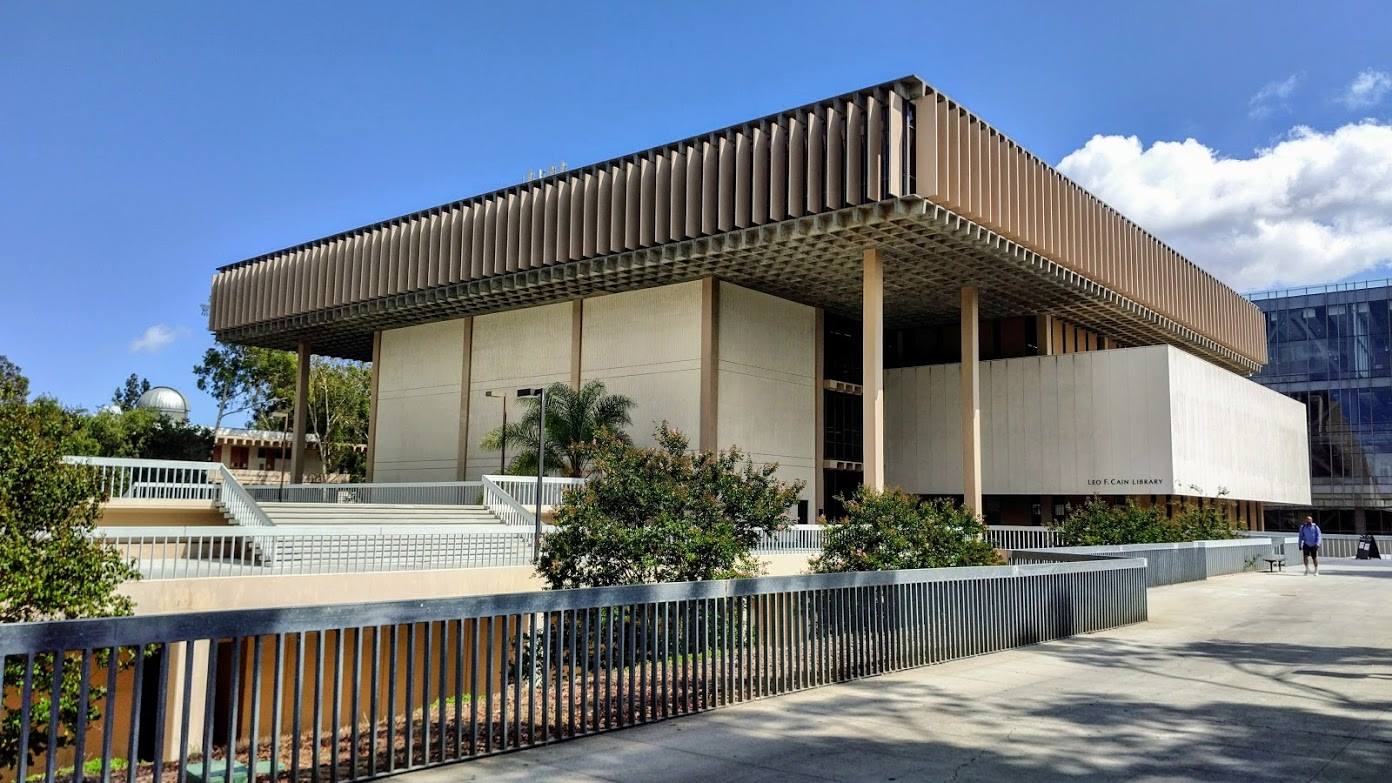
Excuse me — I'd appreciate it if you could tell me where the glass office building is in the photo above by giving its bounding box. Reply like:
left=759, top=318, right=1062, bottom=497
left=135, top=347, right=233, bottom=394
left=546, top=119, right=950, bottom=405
left=1250, top=279, right=1392, bottom=533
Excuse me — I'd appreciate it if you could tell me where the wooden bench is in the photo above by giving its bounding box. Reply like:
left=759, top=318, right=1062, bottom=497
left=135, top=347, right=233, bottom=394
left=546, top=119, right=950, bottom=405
left=1261, top=555, right=1285, bottom=572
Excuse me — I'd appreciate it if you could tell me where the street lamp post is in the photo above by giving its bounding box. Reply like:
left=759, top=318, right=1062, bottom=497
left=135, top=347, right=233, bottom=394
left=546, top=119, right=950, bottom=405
left=484, top=390, right=508, bottom=473
left=271, top=410, right=290, bottom=502
left=519, top=386, right=548, bottom=559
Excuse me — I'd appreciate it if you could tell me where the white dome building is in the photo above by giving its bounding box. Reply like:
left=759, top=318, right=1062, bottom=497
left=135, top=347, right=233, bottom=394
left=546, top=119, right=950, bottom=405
left=135, top=386, right=190, bottom=422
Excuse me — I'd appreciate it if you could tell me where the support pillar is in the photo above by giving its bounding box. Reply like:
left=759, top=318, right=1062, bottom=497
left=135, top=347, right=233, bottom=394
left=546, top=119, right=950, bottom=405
left=699, top=277, right=720, bottom=452
left=813, top=307, right=825, bottom=515
left=1035, top=314, right=1054, bottom=356
left=862, top=248, right=884, bottom=490
left=290, top=341, right=310, bottom=484
left=455, top=317, right=474, bottom=481
left=570, top=299, right=584, bottom=389
left=961, top=287, right=982, bottom=515
left=365, top=331, right=381, bottom=481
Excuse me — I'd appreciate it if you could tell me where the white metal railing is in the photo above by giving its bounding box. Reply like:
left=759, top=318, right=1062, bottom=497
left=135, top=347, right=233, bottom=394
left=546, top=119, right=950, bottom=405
left=63, top=456, right=274, bottom=527
left=95, top=526, right=536, bottom=578
left=1244, top=531, right=1388, bottom=559
left=480, top=475, right=533, bottom=526
left=481, top=474, right=585, bottom=526
left=62, top=455, right=221, bottom=500
left=986, top=525, right=1062, bottom=550
left=245, top=481, right=483, bottom=505
left=757, top=525, right=826, bottom=552
left=215, top=463, right=275, bottom=525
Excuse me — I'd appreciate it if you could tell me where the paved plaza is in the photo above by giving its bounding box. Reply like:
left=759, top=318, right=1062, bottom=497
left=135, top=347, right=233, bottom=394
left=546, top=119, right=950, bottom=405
left=402, top=560, right=1392, bottom=782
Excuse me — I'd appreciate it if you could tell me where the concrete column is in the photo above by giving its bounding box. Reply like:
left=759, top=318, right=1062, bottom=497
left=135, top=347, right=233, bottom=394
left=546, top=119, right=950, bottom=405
left=961, top=287, right=983, bottom=515
left=160, top=639, right=210, bottom=761
left=365, top=331, right=382, bottom=481
left=699, top=277, right=720, bottom=452
left=862, top=248, right=884, bottom=490
left=1040, top=494, right=1053, bottom=527
left=570, top=299, right=584, bottom=389
left=455, top=317, right=475, bottom=481
left=1035, top=314, right=1054, bottom=356
left=813, top=307, right=825, bottom=515
left=290, top=341, right=310, bottom=483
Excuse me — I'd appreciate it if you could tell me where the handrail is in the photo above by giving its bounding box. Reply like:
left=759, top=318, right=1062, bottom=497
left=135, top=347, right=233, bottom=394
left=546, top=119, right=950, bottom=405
left=481, top=474, right=535, bottom=526
left=245, top=481, right=483, bottom=505
left=482, top=474, right=586, bottom=512
left=94, top=526, right=535, bottom=578
left=215, top=463, right=275, bottom=526
left=62, top=455, right=274, bottom=527
left=0, top=558, right=1147, bottom=780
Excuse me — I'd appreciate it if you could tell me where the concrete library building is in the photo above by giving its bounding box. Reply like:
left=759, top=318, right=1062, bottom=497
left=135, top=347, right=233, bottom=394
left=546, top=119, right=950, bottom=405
left=208, top=76, right=1310, bottom=527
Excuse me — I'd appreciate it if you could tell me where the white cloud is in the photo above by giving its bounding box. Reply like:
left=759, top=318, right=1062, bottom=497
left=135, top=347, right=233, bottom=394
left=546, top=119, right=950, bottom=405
left=1249, top=73, right=1301, bottom=118
left=1057, top=122, right=1392, bottom=291
left=1340, top=69, right=1392, bottom=109
left=129, top=324, right=187, bottom=353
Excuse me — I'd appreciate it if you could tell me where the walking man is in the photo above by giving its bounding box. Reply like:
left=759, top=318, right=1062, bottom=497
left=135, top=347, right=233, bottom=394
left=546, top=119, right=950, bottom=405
left=1298, top=514, right=1322, bottom=575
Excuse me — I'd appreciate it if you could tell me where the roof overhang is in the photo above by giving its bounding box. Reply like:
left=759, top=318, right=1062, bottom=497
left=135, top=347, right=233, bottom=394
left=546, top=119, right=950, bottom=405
left=210, top=75, right=1265, bottom=371
left=217, top=197, right=1260, bottom=374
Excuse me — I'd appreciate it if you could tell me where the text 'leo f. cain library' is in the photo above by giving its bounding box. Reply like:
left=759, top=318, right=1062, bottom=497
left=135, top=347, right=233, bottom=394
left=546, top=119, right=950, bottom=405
left=207, top=76, right=1312, bottom=527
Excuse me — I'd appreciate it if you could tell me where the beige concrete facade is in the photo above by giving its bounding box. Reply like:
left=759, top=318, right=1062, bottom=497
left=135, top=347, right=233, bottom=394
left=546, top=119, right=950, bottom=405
left=370, top=279, right=819, bottom=501
left=717, top=282, right=817, bottom=502
left=97, top=500, right=227, bottom=527
left=883, top=345, right=1311, bottom=505
left=374, top=319, right=471, bottom=481
left=581, top=282, right=703, bottom=451
left=209, top=77, right=1306, bottom=518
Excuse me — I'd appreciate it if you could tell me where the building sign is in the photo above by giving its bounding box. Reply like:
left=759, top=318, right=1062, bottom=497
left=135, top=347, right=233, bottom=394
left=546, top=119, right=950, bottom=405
left=1087, top=478, right=1164, bottom=488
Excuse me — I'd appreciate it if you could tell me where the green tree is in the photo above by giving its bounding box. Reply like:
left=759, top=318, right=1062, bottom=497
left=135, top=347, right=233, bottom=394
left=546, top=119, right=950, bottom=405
left=481, top=381, right=635, bottom=477
left=0, top=355, right=27, bottom=401
left=193, top=343, right=369, bottom=479
left=303, top=359, right=371, bottom=480
left=66, top=408, right=214, bottom=462
left=0, top=361, right=139, bottom=770
left=537, top=423, right=803, bottom=589
left=810, top=487, right=999, bottom=573
left=109, top=373, right=150, bottom=410
left=192, top=343, right=257, bottom=429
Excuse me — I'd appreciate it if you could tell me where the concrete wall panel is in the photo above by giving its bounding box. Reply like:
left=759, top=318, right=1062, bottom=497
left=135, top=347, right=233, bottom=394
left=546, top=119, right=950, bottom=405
left=374, top=320, right=468, bottom=481
left=581, top=282, right=703, bottom=449
left=885, top=345, right=1309, bottom=504
left=717, top=283, right=817, bottom=503
left=464, top=302, right=575, bottom=478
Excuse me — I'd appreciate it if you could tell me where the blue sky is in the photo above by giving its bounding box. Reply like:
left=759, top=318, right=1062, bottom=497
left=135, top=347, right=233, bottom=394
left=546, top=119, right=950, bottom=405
left=3, top=1, right=1391, bottom=425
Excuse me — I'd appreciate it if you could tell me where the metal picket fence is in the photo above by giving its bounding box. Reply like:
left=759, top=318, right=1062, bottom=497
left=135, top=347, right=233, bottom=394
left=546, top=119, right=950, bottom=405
left=1010, top=539, right=1275, bottom=587
left=0, top=559, right=1147, bottom=782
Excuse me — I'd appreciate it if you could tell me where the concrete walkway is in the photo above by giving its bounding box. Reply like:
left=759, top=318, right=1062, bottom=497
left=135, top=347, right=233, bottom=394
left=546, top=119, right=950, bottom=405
left=405, top=560, right=1392, bottom=782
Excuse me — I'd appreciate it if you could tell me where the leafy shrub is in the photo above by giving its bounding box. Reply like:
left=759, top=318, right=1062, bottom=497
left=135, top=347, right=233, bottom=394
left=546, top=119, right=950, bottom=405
left=1052, top=496, right=1239, bottom=546
left=810, top=487, right=1000, bottom=573
left=1172, top=503, right=1241, bottom=542
left=537, top=423, right=803, bottom=589
left=0, top=360, right=140, bottom=770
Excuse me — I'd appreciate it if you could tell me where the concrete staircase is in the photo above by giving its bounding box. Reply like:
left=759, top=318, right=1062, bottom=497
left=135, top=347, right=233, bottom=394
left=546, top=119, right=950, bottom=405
left=254, top=502, right=505, bottom=527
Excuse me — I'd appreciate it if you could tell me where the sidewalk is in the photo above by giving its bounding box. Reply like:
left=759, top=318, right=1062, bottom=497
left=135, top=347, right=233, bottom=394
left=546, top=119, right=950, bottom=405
left=399, top=560, right=1392, bottom=782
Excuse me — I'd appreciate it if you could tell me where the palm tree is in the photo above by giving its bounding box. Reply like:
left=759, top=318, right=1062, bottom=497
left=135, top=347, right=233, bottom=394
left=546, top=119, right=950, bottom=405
left=481, top=381, right=635, bottom=477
